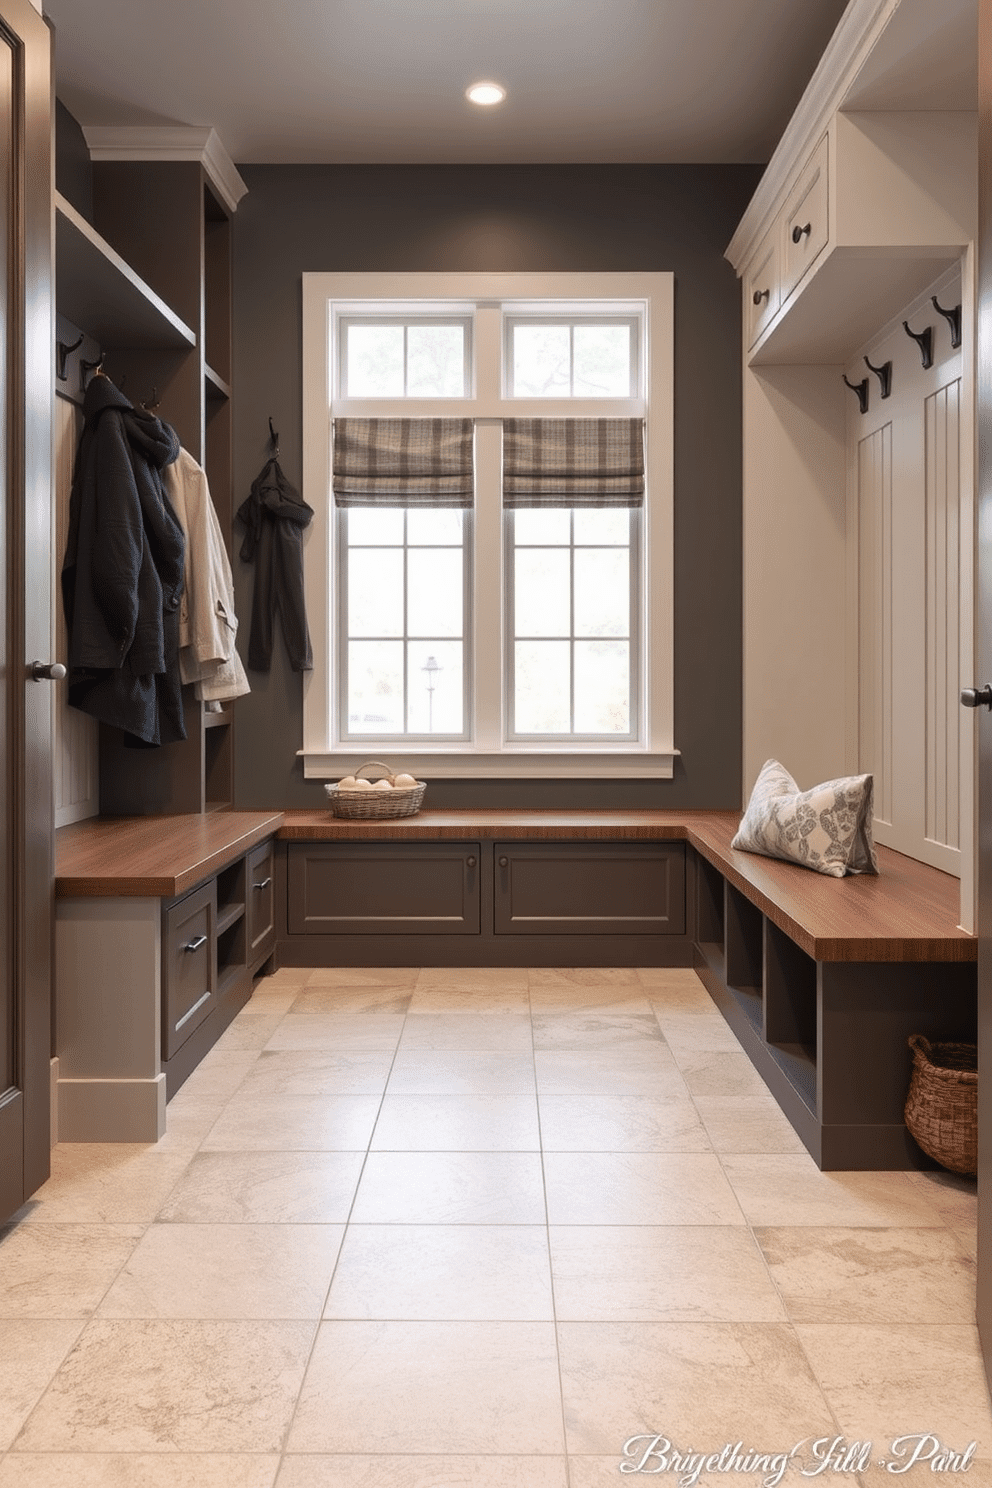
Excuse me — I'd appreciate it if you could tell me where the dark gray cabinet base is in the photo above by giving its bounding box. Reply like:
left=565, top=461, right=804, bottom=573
left=276, top=838, right=692, bottom=967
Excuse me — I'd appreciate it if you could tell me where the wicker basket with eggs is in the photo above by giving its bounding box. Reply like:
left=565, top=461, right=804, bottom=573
left=324, top=761, right=426, bottom=820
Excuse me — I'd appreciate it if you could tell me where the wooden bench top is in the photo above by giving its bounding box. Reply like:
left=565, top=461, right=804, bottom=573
left=55, top=807, right=974, bottom=963
left=55, top=811, right=285, bottom=899
left=686, top=813, right=974, bottom=964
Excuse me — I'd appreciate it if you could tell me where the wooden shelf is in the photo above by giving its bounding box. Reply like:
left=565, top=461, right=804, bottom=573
left=203, top=708, right=233, bottom=730
left=204, top=362, right=231, bottom=401
left=55, top=192, right=196, bottom=350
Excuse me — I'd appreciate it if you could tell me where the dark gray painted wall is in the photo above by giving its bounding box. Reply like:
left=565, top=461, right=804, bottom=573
left=231, top=163, right=760, bottom=810
left=55, top=99, right=93, bottom=222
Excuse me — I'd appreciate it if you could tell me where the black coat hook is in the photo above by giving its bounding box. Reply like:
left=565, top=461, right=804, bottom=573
left=79, top=351, right=106, bottom=390
left=843, top=374, right=869, bottom=414
left=903, top=319, right=933, bottom=369
left=864, top=355, right=892, bottom=399
left=268, top=416, right=280, bottom=457
left=56, top=332, right=83, bottom=381
left=932, top=296, right=962, bottom=349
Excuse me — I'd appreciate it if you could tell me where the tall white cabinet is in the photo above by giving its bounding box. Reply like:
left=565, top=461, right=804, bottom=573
left=726, top=0, right=978, bottom=928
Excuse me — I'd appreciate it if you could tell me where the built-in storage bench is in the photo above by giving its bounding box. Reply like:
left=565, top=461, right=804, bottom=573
left=276, top=811, right=696, bottom=968
left=278, top=808, right=977, bottom=1170
left=687, top=816, right=977, bottom=1170
left=55, top=811, right=282, bottom=1141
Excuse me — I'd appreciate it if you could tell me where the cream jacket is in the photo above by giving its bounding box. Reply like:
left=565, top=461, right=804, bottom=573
left=162, top=448, right=250, bottom=702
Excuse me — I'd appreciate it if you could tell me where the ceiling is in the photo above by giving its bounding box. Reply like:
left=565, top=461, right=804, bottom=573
left=43, top=0, right=851, bottom=166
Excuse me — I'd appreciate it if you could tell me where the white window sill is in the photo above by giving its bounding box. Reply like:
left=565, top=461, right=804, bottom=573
left=301, top=748, right=679, bottom=780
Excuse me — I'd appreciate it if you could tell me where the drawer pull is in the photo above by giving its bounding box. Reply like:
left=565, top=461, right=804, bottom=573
left=253, top=877, right=273, bottom=890
left=791, top=221, right=811, bottom=243
left=184, top=934, right=208, bottom=953
left=752, top=287, right=769, bottom=306
left=498, top=855, right=509, bottom=868
left=466, top=856, right=477, bottom=868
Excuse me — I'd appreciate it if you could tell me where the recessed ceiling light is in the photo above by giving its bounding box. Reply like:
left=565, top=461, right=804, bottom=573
left=466, top=82, right=506, bottom=106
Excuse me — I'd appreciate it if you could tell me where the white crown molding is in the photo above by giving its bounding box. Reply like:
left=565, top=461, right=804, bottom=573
left=82, top=125, right=248, bottom=214
left=725, top=0, right=896, bottom=273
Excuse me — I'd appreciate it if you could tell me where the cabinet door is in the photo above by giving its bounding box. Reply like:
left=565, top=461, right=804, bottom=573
left=246, top=839, right=275, bottom=963
left=745, top=225, right=780, bottom=348
left=781, top=135, right=829, bottom=303
left=162, top=880, right=216, bottom=1059
left=288, top=843, right=481, bottom=935
left=493, top=842, right=685, bottom=935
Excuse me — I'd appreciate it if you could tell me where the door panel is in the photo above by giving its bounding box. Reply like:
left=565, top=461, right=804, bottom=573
left=0, top=0, right=54, bottom=1225
left=977, top=0, right=992, bottom=1389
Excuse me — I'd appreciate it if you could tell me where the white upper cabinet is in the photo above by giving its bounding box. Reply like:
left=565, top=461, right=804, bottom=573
left=728, top=0, right=977, bottom=364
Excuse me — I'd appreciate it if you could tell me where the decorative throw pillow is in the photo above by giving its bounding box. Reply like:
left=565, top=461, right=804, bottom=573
left=731, top=759, right=878, bottom=877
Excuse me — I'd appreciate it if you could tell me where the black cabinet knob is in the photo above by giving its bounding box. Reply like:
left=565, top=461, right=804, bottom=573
left=752, top=288, right=769, bottom=306
left=498, top=855, right=509, bottom=868
left=466, top=856, right=476, bottom=868
left=791, top=222, right=811, bottom=243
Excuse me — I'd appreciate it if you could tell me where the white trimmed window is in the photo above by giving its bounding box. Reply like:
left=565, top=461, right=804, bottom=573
left=301, top=272, right=675, bottom=779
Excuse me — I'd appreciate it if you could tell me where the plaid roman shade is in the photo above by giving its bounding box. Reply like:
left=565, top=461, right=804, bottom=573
left=502, top=418, right=644, bottom=508
left=333, top=418, right=474, bottom=508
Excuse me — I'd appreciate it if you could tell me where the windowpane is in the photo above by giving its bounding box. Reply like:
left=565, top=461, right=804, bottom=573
left=407, top=324, right=466, bottom=397
left=513, top=325, right=571, bottom=397
left=573, top=324, right=631, bottom=396
left=348, top=548, right=404, bottom=637
left=515, top=548, right=570, bottom=636
left=408, top=549, right=462, bottom=637
left=515, top=641, right=570, bottom=732
left=407, top=641, right=463, bottom=734
left=348, top=507, right=404, bottom=545
left=574, top=640, right=629, bottom=733
left=347, top=325, right=404, bottom=396
left=514, top=508, right=570, bottom=545
left=407, top=508, right=463, bottom=545
left=574, top=549, right=629, bottom=637
left=573, top=508, right=629, bottom=545
left=347, top=641, right=405, bottom=733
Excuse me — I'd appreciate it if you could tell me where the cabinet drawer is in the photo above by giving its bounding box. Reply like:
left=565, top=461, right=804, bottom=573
left=246, top=839, right=275, bottom=962
left=163, top=879, right=216, bottom=1059
left=781, top=135, right=829, bottom=302
left=494, top=842, right=685, bottom=936
left=288, top=842, right=481, bottom=935
left=745, top=225, right=780, bottom=347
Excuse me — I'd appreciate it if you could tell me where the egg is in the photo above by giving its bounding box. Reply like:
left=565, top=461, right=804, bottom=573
left=337, top=775, right=357, bottom=789
left=371, top=777, right=393, bottom=790
left=351, top=778, right=373, bottom=790
left=393, top=772, right=418, bottom=787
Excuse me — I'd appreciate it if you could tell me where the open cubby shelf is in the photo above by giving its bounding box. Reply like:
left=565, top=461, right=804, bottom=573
left=687, top=844, right=976, bottom=1170
left=57, top=160, right=238, bottom=817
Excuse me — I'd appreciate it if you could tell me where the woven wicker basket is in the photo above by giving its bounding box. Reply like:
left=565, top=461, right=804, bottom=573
left=904, top=1034, right=977, bottom=1176
left=324, top=761, right=426, bottom=820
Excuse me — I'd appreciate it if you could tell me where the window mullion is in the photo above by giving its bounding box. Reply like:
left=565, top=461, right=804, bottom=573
left=474, top=418, right=504, bottom=748
left=402, top=512, right=409, bottom=730
left=570, top=510, right=576, bottom=733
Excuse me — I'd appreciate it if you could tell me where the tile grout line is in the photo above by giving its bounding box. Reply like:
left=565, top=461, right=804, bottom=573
left=272, top=976, right=417, bottom=1464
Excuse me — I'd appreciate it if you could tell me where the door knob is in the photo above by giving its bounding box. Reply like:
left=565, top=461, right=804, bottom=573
left=961, top=686, right=992, bottom=709
left=30, top=660, right=67, bottom=681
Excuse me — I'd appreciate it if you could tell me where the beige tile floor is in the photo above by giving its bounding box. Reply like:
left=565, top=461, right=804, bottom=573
left=0, top=965, right=986, bottom=1488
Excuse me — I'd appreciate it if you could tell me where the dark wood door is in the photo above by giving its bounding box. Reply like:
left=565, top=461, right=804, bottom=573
left=0, top=0, right=54, bottom=1225
left=978, top=0, right=992, bottom=1384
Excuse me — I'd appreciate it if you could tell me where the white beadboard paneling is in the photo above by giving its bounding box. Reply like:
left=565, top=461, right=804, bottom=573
left=925, top=378, right=961, bottom=853
left=54, top=395, right=99, bottom=826
left=857, top=422, right=893, bottom=826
